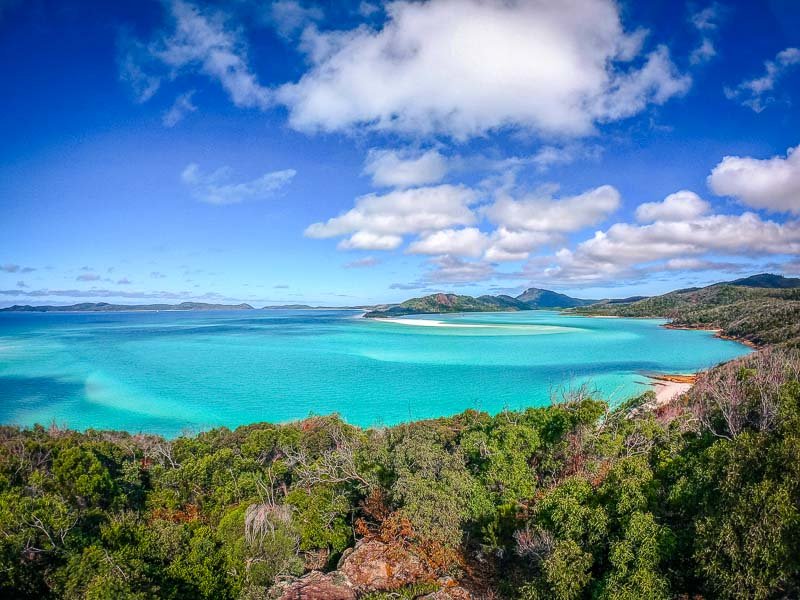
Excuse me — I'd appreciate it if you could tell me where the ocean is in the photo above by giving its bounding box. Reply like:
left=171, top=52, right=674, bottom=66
left=0, top=309, right=750, bottom=436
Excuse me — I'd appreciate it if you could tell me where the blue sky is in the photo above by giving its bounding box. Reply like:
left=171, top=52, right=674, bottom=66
left=1, top=0, right=800, bottom=306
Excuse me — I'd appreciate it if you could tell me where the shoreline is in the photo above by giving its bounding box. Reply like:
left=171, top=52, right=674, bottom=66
left=647, top=373, right=697, bottom=405
left=662, top=322, right=760, bottom=349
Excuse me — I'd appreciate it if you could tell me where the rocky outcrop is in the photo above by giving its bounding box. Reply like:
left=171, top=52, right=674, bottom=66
left=420, top=587, right=474, bottom=599
left=274, top=540, right=476, bottom=599
left=273, top=570, right=355, bottom=600
left=338, top=540, right=430, bottom=592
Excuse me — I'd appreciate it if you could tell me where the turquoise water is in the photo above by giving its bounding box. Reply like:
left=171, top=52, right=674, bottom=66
left=0, top=309, right=749, bottom=436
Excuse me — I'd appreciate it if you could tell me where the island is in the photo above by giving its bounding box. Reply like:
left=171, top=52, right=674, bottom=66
left=363, top=287, right=596, bottom=318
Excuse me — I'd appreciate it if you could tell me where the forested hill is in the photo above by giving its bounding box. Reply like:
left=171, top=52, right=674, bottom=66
left=364, top=288, right=594, bottom=318
left=574, top=273, right=800, bottom=347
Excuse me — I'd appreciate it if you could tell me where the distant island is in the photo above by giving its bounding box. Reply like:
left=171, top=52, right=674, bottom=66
left=0, top=301, right=255, bottom=312
left=365, top=273, right=800, bottom=348
left=363, top=287, right=597, bottom=318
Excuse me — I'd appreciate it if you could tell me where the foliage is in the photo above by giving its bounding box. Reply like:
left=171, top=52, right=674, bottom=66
left=1, top=350, right=800, bottom=598
left=574, top=281, right=800, bottom=347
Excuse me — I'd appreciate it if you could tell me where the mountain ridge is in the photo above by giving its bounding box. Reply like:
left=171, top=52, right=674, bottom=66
left=363, top=287, right=595, bottom=318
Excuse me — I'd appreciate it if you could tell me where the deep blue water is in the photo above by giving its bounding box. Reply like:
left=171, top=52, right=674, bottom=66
left=0, top=309, right=749, bottom=436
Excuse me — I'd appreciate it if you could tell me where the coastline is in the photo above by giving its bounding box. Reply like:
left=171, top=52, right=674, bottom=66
left=663, top=322, right=760, bottom=349
left=648, top=373, right=697, bottom=405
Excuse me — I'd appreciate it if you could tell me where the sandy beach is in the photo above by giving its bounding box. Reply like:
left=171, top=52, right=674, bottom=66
left=649, top=374, right=697, bottom=404
left=375, top=317, right=494, bottom=327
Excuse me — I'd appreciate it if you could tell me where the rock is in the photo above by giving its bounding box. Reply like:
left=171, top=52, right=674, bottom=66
left=338, top=539, right=430, bottom=592
left=420, top=586, right=475, bottom=599
left=302, top=548, right=330, bottom=571
left=274, top=570, right=355, bottom=600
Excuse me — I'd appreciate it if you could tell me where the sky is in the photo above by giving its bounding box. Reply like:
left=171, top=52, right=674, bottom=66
left=1, top=0, right=800, bottom=307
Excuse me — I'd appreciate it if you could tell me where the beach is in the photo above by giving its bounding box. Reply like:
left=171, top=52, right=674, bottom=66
left=650, top=374, right=697, bottom=405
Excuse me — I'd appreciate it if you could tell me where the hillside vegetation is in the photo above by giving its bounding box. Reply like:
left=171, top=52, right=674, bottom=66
left=364, top=288, right=592, bottom=318
left=575, top=275, right=800, bottom=347
left=2, top=349, right=800, bottom=599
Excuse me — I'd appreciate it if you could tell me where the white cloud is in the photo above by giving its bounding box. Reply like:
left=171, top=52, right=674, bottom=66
left=708, top=144, right=800, bottom=214
left=424, top=255, right=496, bottom=284
left=485, top=184, right=621, bottom=233
left=363, top=148, right=448, bottom=188
left=542, top=210, right=800, bottom=283
left=181, top=163, right=296, bottom=205
left=338, top=232, right=403, bottom=251
left=484, top=228, right=558, bottom=262
left=118, top=36, right=162, bottom=102
left=724, top=47, right=800, bottom=112
left=689, top=4, right=721, bottom=65
left=305, top=184, right=479, bottom=249
left=635, top=190, right=710, bottom=222
left=76, top=273, right=101, bottom=281
left=358, top=2, right=380, bottom=17
left=278, top=0, right=689, bottom=139
left=162, top=90, right=198, bottom=126
left=407, top=227, right=489, bottom=257
left=529, top=145, right=583, bottom=171
left=690, top=38, right=716, bottom=66
left=268, top=1, right=323, bottom=39
left=121, top=0, right=271, bottom=110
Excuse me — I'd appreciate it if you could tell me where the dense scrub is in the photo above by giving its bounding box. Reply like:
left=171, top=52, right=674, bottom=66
left=1, top=349, right=800, bottom=598
left=576, top=284, right=800, bottom=347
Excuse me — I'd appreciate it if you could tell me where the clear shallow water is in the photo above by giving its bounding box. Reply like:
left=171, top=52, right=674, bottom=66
left=0, top=309, right=749, bottom=436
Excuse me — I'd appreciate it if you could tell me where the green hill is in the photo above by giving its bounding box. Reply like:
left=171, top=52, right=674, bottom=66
left=364, top=293, right=524, bottom=318
left=364, top=288, right=592, bottom=318
left=574, top=273, right=800, bottom=347
left=516, top=287, right=596, bottom=308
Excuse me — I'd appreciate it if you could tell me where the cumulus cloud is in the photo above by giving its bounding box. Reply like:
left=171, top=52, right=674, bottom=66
left=363, top=149, right=448, bottom=187
left=480, top=184, right=620, bottom=261
left=486, top=184, right=621, bottom=233
left=542, top=210, right=800, bottom=284
left=424, top=255, right=496, bottom=284
left=162, top=90, right=198, bottom=126
left=528, top=145, right=596, bottom=171
left=305, top=184, right=479, bottom=249
left=120, top=0, right=271, bottom=109
left=76, top=273, right=101, bottom=281
left=181, top=163, right=296, bottom=205
left=708, top=144, right=800, bottom=214
left=724, top=47, right=800, bottom=112
left=117, top=278, right=132, bottom=285
left=635, top=190, right=710, bottom=222
left=278, top=0, right=689, bottom=139
left=484, top=228, right=558, bottom=262
left=338, top=231, right=403, bottom=251
left=407, top=227, right=489, bottom=257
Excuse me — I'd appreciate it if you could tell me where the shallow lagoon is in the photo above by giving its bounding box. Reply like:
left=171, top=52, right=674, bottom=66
left=0, top=309, right=750, bottom=436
